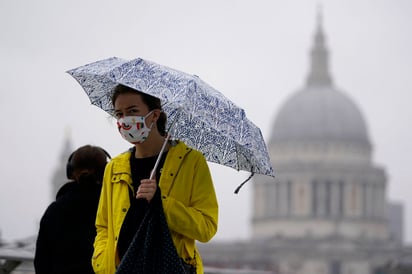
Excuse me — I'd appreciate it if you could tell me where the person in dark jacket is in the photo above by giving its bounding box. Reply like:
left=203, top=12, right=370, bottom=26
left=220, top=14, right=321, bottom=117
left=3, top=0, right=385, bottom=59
left=34, top=145, right=111, bottom=274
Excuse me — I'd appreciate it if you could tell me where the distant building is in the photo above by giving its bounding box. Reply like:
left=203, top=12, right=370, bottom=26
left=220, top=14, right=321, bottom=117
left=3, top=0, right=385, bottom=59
left=253, top=12, right=387, bottom=244
left=50, top=129, right=73, bottom=200
left=199, top=11, right=411, bottom=274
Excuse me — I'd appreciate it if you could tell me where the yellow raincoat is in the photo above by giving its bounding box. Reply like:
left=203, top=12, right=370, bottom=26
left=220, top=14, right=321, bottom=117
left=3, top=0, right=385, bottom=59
left=92, top=141, right=218, bottom=274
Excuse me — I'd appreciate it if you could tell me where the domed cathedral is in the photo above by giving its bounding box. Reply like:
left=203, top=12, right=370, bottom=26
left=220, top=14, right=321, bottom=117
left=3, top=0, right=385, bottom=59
left=199, top=11, right=411, bottom=274
left=252, top=12, right=387, bottom=243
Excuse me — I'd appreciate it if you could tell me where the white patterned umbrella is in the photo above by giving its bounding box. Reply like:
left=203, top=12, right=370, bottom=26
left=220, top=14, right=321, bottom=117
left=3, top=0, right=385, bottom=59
left=67, top=57, right=274, bottom=192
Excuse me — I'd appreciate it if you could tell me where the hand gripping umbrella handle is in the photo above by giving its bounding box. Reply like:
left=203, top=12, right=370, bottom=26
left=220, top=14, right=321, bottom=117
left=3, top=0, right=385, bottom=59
left=150, top=134, right=171, bottom=180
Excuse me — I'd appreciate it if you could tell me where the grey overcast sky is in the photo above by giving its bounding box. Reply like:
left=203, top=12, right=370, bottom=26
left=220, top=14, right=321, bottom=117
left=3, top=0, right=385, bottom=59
left=1, top=0, right=411, bottom=243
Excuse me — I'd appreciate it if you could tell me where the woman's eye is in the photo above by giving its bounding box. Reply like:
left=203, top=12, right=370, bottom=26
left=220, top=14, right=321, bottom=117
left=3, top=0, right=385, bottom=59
left=115, top=113, right=123, bottom=119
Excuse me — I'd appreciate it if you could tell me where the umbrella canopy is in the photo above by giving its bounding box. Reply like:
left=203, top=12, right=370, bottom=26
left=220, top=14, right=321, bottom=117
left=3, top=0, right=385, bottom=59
left=67, top=57, right=275, bottom=189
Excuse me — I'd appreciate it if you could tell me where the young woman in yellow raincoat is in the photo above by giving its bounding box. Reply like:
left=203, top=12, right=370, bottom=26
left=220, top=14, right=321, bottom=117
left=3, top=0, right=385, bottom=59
left=92, top=84, right=218, bottom=274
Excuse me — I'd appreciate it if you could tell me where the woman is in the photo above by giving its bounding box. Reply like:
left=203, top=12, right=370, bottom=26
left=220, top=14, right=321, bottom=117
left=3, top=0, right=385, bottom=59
left=34, top=145, right=110, bottom=274
left=92, top=84, right=218, bottom=274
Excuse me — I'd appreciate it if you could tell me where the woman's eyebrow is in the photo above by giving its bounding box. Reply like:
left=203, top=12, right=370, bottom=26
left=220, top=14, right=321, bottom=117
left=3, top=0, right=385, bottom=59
left=126, top=105, right=139, bottom=110
left=114, top=105, right=139, bottom=112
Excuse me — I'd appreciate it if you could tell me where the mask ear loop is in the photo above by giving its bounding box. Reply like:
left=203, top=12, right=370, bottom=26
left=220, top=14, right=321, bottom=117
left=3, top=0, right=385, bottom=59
left=145, top=109, right=161, bottom=131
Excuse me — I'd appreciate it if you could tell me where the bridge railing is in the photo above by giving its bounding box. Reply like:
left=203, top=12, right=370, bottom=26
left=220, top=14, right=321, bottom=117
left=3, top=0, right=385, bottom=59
left=0, top=249, right=273, bottom=274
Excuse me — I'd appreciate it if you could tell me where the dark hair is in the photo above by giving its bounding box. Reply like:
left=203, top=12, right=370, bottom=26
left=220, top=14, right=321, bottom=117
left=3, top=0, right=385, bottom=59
left=112, top=84, right=167, bottom=136
left=68, top=145, right=110, bottom=184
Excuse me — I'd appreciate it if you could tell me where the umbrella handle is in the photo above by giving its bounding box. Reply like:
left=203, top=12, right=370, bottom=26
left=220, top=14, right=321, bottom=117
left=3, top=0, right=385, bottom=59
left=150, top=134, right=171, bottom=180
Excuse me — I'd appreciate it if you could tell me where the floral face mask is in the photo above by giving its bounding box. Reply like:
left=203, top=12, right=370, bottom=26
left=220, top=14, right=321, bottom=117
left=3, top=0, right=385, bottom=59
left=117, top=111, right=154, bottom=144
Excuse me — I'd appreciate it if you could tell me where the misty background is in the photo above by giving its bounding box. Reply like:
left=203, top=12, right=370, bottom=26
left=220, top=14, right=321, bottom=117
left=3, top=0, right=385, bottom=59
left=1, top=0, right=411, bottom=244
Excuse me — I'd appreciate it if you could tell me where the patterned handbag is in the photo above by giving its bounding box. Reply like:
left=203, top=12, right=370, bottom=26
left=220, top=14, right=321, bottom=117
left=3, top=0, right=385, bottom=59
left=116, top=190, right=187, bottom=274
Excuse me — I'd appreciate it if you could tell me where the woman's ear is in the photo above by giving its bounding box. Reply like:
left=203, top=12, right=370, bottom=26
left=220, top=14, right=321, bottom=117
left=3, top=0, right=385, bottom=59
left=152, top=109, right=161, bottom=122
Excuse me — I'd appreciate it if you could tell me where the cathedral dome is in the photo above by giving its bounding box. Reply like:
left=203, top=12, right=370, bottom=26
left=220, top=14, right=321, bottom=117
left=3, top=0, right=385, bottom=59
left=270, top=15, right=371, bottom=150
left=270, top=86, right=370, bottom=148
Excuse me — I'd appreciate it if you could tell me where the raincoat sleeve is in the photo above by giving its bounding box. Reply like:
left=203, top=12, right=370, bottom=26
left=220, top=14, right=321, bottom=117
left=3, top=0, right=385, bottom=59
left=162, top=150, right=218, bottom=243
left=92, top=163, right=111, bottom=273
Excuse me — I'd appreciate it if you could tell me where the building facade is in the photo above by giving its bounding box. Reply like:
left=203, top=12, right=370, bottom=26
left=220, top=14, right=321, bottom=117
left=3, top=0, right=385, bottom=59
left=253, top=12, right=387, bottom=244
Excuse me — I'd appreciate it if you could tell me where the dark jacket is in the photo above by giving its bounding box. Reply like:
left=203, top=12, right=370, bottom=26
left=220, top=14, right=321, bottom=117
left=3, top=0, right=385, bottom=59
left=34, top=181, right=102, bottom=274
